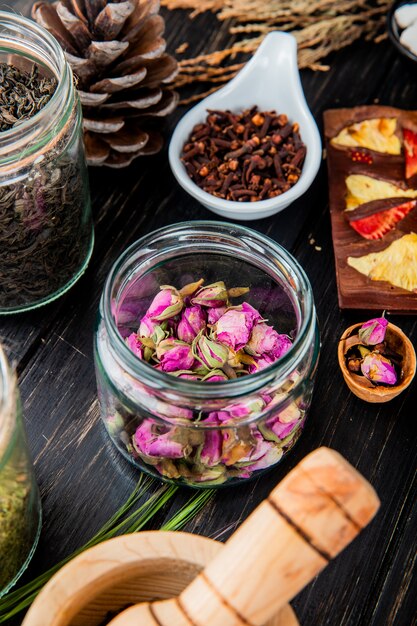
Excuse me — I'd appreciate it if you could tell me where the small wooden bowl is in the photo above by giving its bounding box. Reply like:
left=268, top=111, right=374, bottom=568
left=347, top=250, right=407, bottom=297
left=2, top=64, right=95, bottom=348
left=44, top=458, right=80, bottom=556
left=22, top=532, right=297, bottom=626
left=338, top=322, right=416, bottom=403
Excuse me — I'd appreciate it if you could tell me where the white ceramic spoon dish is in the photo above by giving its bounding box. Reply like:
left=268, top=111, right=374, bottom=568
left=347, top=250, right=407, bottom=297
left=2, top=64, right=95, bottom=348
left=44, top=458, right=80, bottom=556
left=169, top=31, right=321, bottom=221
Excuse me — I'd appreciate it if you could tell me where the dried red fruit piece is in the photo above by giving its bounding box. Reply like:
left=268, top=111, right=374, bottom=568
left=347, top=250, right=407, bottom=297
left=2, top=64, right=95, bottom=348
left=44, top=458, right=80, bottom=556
left=349, top=200, right=417, bottom=240
left=403, top=128, right=417, bottom=180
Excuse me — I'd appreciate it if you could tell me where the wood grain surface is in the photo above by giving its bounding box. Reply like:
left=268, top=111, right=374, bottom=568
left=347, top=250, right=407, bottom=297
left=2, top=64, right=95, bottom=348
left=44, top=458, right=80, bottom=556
left=1, top=2, right=417, bottom=625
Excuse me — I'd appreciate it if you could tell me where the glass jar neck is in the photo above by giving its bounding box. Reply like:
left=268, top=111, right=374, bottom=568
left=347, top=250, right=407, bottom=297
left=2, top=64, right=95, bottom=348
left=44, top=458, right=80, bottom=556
left=0, top=11, right=75, bottom=172
left=101, top=221, right=317, bottom=402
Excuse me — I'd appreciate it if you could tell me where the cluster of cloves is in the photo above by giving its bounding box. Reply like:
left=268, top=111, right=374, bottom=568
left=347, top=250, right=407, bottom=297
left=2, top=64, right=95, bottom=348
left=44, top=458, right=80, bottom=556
left=344, top=317, right=401, bottom=386
left=181, top=106, right=306, bottom=202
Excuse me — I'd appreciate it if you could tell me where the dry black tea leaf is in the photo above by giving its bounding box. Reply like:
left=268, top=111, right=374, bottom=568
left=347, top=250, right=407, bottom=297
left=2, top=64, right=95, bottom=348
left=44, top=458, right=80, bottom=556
left=0, top=63, right=56, bottom=132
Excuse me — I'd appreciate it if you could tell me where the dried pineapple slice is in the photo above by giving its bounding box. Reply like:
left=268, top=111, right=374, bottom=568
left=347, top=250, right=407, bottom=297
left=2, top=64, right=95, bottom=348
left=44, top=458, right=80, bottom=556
left=345, top=174, right=417, bottom=211
left=347, top=233, right=417, bottom=292
left=331, top=118, right=401, bottom=154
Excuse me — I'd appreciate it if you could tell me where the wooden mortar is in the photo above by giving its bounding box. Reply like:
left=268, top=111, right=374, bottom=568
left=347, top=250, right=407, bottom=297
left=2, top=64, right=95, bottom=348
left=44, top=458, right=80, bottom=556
left=23, top=448, right=379, bottom=626
left=338, top=322, right=416, bottom=403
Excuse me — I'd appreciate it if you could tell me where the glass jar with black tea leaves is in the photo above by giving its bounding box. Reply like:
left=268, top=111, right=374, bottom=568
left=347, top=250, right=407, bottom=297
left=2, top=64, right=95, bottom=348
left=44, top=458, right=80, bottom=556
left=0, top=344, right=41, bottom=596
left=0, top=11, right=93, bottom=314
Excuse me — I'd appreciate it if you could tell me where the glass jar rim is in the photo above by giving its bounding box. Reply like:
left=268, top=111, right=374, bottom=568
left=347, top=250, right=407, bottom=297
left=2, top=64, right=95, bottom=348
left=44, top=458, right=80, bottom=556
left=102, top=221, right=316, bottom=399
left=0, top=11, right=71, bottom=162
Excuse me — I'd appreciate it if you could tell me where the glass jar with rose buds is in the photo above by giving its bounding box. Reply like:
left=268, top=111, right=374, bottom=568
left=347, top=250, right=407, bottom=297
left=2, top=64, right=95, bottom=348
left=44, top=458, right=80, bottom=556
left=94, top=222, right=320, bottom=487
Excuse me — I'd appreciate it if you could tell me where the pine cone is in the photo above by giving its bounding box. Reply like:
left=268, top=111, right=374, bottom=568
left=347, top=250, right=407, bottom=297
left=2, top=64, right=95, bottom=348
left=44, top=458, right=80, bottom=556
left=32, top=0, right=178, bottom=168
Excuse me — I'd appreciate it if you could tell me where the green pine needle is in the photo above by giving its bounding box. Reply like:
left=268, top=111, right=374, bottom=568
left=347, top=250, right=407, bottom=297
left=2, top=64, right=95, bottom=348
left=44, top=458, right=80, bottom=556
left=0, top=478, right=213, bottom=623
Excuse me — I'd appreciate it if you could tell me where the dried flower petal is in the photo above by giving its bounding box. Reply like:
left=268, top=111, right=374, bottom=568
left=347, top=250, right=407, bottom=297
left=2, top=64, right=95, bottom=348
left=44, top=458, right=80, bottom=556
left=202, top=369, right=229, bottom=382
left=200, top=415, right=223, bottom=466
left=361, top=352, right=397, bottom=385
left=177, top=305, right=206, bottom=343
left=126, top=333, right=143, bottom=359
left=139, top=315, right=159, bottom=337
left=214, top=303, right=261, bottom=351
left=134, top=420, right=188, bottom=459
left=156, top=338, right=195, bottom=372
left=247, top=354, right=275, bottom=373
left=191, top=281, right=228, bottom=307
left=207, top=306, right=227, bottom=324
left=195, top=333, right=229, bottom=369
left=147, top=286, right=183, bottom=321
left=358, top=316, right=388, bottom=345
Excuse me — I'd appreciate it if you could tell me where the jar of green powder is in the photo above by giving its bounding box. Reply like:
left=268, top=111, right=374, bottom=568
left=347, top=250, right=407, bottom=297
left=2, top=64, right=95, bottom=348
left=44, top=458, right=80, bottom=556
left=0, top=345, right=41, bottom=596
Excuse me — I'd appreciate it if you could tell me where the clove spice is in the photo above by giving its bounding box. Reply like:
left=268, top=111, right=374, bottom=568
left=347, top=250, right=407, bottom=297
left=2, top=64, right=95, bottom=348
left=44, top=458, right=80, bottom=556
left=181, top=106, right=306, bottom=202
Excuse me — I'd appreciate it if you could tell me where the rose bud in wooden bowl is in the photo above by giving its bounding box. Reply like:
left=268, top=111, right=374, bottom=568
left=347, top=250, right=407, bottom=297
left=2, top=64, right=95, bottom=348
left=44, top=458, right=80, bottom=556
left=338, top=316, right=416, bottom=403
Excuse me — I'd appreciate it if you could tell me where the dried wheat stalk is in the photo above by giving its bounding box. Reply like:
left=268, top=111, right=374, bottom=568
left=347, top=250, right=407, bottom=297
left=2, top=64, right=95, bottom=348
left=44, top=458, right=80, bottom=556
left=162, top=0, right=390, bottom=103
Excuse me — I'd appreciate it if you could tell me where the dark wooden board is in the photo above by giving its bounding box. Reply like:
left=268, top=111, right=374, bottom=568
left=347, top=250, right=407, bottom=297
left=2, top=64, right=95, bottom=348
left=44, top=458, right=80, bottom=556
left=1, top=3, right=417, bottom=625
left=324, top=105, right=417, bottom=312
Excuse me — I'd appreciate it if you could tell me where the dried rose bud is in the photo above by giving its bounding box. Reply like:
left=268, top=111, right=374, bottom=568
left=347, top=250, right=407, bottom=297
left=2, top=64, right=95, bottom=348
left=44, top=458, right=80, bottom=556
left=247, top=354, right=275, bottom=373
left=177, top=305, right=206, bottom=343
left=126, top=333, right=143, bottom=359
left=361, top=352, right=397, bottom=385
left=195, top=334, right=229, bottom=369
left=139, top=315, right=159, bottom=337
left=215, top=398, right=265, bottom=423
left=176, top=372, right=201, bottom=380
left=358, top=316, right=388, bottom=346
left=246, top=323, right=292, bottom=359
left=199, top=414, right=223, bottom=466
left=202, top=369, right=229, bottom=382
left=147, top=286, right=183, bottom=321
left=139, top=317, right=167, bottom=348
left=207, top=306, right=227, bottom=325
left=134, top=420, right=188, bottom=459
left=191, top=281, right=228, bottom=307
left=214, top=302, right=261, bottom=351
left=156, top=338, right=195, bottom=372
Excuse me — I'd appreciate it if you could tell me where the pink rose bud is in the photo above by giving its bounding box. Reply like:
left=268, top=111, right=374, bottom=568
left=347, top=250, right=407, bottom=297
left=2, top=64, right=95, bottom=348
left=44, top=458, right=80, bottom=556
left=216, top=398, right=265, bottom=423
left=246, top=323, right=279, bottom=356
left=147, top=286, right=183, bottom=321
left=247, top=355, right=274, bottom=373
left=241, top=302, right=263, bottom=322
left=214, top=304, right=261, bottom=351
left=134, top=419, right=188, bottom=459
left=139, top=315, right=159, bottom=337
left=358, top=317, right=388, bottom=346
left=272, top=334, right=293, bottom=359
left=139, top=316, right=166, bottom=348
left=269, top=417, right=299, bottom=440
left=191, top=281, right=228, bottom=307
left=361, top=352, right=397, bottom=385
left=126, top=333, right=143, bottom=359
left=177, top=305, right=206, bottom=343
left=176, top=372, right=201, bottom=380
left=207, top=306, right=227, bottom=325
left=156, top=338, right=195, bottom=372
left=241, top=445, right=283, bottom=472
left=196, top=335, right=229, bottom=369
left=203, top=370, right=229, bottom=382
left=200, top=415, right=223, bottom=466
left=237, top=429, right=273, bottom=464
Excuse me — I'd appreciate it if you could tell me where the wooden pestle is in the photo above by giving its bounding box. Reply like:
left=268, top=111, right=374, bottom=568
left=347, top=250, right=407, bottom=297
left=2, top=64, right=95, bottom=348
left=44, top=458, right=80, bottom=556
left=108, top=448, right=380, bottom=626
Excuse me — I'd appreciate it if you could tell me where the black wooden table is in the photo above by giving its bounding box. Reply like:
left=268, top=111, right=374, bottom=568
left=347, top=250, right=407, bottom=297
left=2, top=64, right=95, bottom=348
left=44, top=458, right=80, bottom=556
left=3, top=3, right=417, bottom=625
